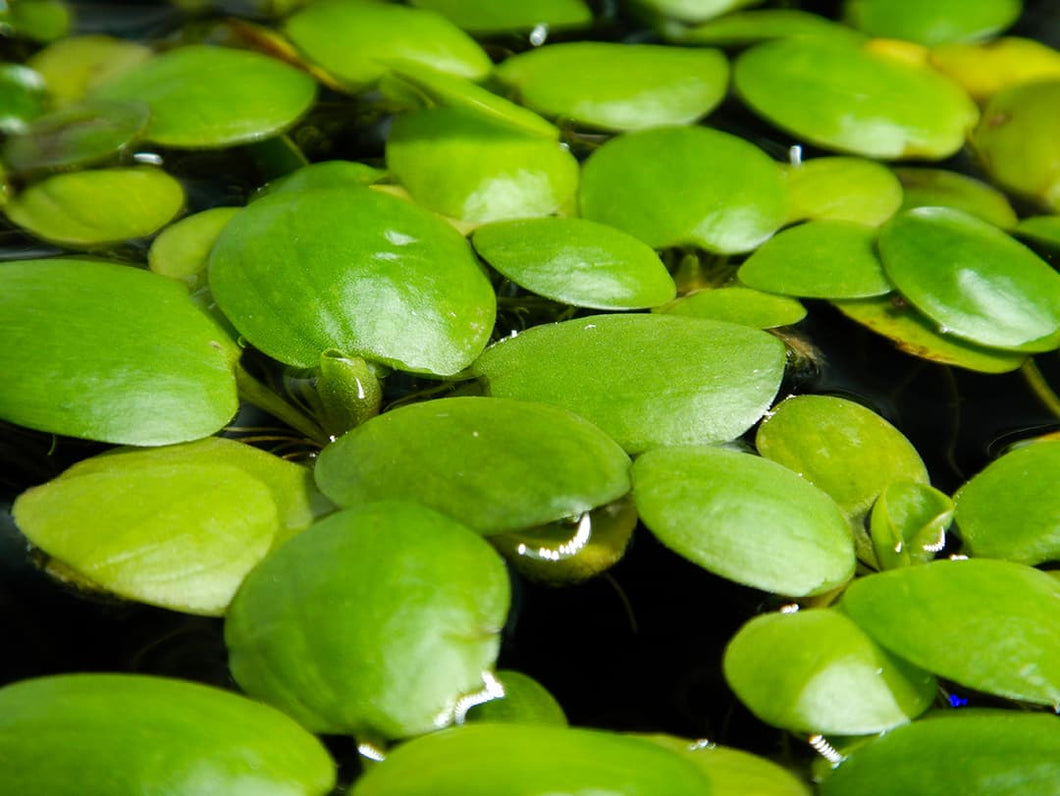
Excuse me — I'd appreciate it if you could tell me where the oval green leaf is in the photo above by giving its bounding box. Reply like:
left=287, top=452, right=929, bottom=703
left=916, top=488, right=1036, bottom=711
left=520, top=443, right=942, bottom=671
left=495, top=42, right=729, bottom=132
left=893, top=166, right=1018, bottom=228
left=465, top=670, right=567, bottom=726
left=386, top=106, right=579, bottom=224
left=1015, top=214, right=1060, bottom=251
left=472, top=217, right=676, bottom=309
left=0, top=63, right=45, bottom=134
left=668, top=9, right=863, bottom=46
left=4, top=166, right=184, bottom=245
left=954, top=439, right=1060, bottom=566
left=285, top=0, right=491, bottom=91
left=738, top=220, right=893, bottom=299
left=657, top=286, right=806, bottom=328
left=350, top=723, right=713, bottom=795
left=26, top=34, right=152, bottom=106
left=877, top=207, right=1060, bottom=352
left=0, top=258, right=239, bottom=445
left=755, top=394, right=928, bottom=520
left=409, top=0, right=592, bottom=34
left=0, top=674, right=335, bottom=795
left=633, top=446, right=855, bottom=596
left=819, top=710, right=1060, bottom=796
left=257, top=160, right=387, bottom=200
left=870, top=479, right=953, bottom=570
left=94, top=44, right=317, bottom=148
left=579, top=125, right=788, bottom=254
left=734, top=36, right=978, bottom=159
left=636, top=0, right=764, bottom=23
left=831, top=294, right=1027, bottom=373
left=471, top=313, right=786, bottom=453
left=842, top=0, right=1021, bottom=45
left=782, top=156, right=903, bottom=227
left=929, top=36, right=1060, bottom=102
left=314, top=396, right=631, bottom=535
left=1, top=98, right=149, bottom=174
left=208, top=185, right=495, bottom=374
left=149, top=206, right=240, bottom=287
left=225, top=501, right=511, bottom=739
left=841, top=558, right=1060, bottom=706
left=723, top=608, right=936, bottom=733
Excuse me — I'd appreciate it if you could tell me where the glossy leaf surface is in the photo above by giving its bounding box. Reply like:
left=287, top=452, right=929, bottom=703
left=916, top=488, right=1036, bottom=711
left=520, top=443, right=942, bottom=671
left=637, top=0, right=764, bottom=23
left=820, top=710, right=1060, bottom=796
left=1, top=99, right=149, bottom=174
left=643, top=735, right=811, bottom=796
left=1015, top=215, right=1060, bottom=250
left=782, top=156, right=903, bottom=227
left=755, top=394, right=928, bottom=520
left=472, top=217, right=675, bottom=309
left=148, top=206, right=240, bottom=287
left=579, top=125, right=787, bottom=253
left=386, top=106, right=579, bottom=223
left=0, top=64, right=45, bottom=134
left=465, top=670, right=567, bottom=726
left=471, top=314, right=786, bottom=453
left=26, top=34, right=152, bottom=106
left=633, top=446, right=855, bottom=596
left=208, top=185, right=495, bottom=374
left=832, top=295, right=1026, bottom=373
left=929, top=36, right=1060, bottom=101
left=285, top=0, right=491, bottom=90
left=841, top=558, right=1060, bottom=706
left=0, top=259, right=238, bottom=444
left=258, top=160, right=387, bottom=199
left=350, top=723, right=712, bottom=795
left=226, top=502, right=510, bottom=739
left=877, top=207, right=1060, bottom=352
left=734, top=36, right=978, bottom=159
left=0, top=674, right=336, bottom=795
left=410, top=0, right=591, bottom=33
left=669, top=9, right=860, bottom=46
left=724, top=608, right=935, bottom=733
left=894, top=166, right=1018, bottom=228
left=495, top=42, right=728, bottom=131
left=954, top=439, right=1060, bottom=565
left=5, top=166, right=184, bottom=245
left=738, top=220, right=892, bottom=299
left=971, top=79, right=1060, bottom=211
left=657, top=286, right=806, bottom=329
left=842, top=0, right=1021, bottom=45
left=95, top=44, right=317, bottom=147
left=314, top=396, right=631, bottom=535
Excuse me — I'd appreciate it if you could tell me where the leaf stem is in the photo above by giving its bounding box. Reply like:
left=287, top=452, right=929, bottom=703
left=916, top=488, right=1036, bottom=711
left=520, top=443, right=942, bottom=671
left=234, top=362, right=330, bottom=446
left=1020, top=358, right=1060, bottom=420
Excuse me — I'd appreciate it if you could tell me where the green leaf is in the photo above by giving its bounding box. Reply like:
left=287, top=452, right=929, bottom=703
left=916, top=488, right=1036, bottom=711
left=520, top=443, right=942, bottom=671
left=0, top=258, right=239, bottom=445
left=666, top=9, right=863, bottom=46
left=1, top=99, right=149, bottom=175
left=409, top=0, right=592, bottom=33
left=472, top=217, right=675, bottom=309
left=385, top=106, right=579, bottom=223
left=285, top=0, right=491, bottom=91
left=471, top=313, right=786, bottom=453
left=635, top=0, right=765, bottom=23
left=257, top=160, right=387, bottom=200
left=14, top=461, right=278, bottom=615
left=734, top=36, right=978, bottom=159
left=877, top=207, right=1060, bottom=352
left=495, top=42, right=729, bottom=132
left=954, top=439, right=1060, bottom=566
left=1014, top=214, right=1060, bottom=250
left=4, top=166, right=184, bottom=245
left=842, top=0, right=1022, bottom=46
left=26, top=34, right=152, bottom=107
left=579, top=125, right=788, bottom=254
left=94, top=44, right=317, bottom=148
left=738, top=220, right=893, bottom=299
left=831, top=294, right=1027, bottom=373
left=633, top=446, right=855, bottom=596
left=315, top=396, right=631, bottom=535
left=0, top=64, right=46, bottom=134
left=641, top=735, right=812, bottom=796
left=1, top=0, right=70, bottom=42
left=208, top=184, right=495, bottom=374
left=971, top=79, right=1060, bottom=211
left=0, top=674, right=335, bottom=795
left=755, top=394, right=928, bottom=521
left=870, top=480, right=953, bottom=570
left=149, top=206, right=241, bottom=287
left=819, top=710, right=1060, bottom=796
left=723, top=608, right=936, bottom=733
left=893, top=167, right=1018, bottom=228
left=225, top=502, right=510, bottom=739
left=657, top=286, right=806, bottom=329
left=782, top=156, right=903, bottom=226
left=349, top=724, right=713, bottom=795
left=840, top=558, right=1060, bottom=706
left=465, top=670, right=568, bottom=726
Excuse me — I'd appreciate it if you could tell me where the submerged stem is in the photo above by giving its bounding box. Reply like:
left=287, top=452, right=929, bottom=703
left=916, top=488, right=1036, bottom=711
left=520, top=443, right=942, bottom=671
left=234, top=362, right=330, bottom=446
left=1021, top=358, right=1060, bottom=420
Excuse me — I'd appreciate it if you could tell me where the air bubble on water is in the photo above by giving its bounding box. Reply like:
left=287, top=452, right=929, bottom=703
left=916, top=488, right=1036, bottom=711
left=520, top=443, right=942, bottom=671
left=688, top=738, right=716, bottom=751
left=529, top=23, right=549, bottom=46
left=949, top=553, right=969, bottom=560
left=788, top=145, right=803, bottom=167
left=134, top=152, right=164, bottom=165
left=780, top=603, right=800, bottom=614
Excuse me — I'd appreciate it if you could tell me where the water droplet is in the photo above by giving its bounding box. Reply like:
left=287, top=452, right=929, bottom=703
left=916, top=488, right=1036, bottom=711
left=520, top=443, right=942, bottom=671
left=529, top=23, right=549, bottom=46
